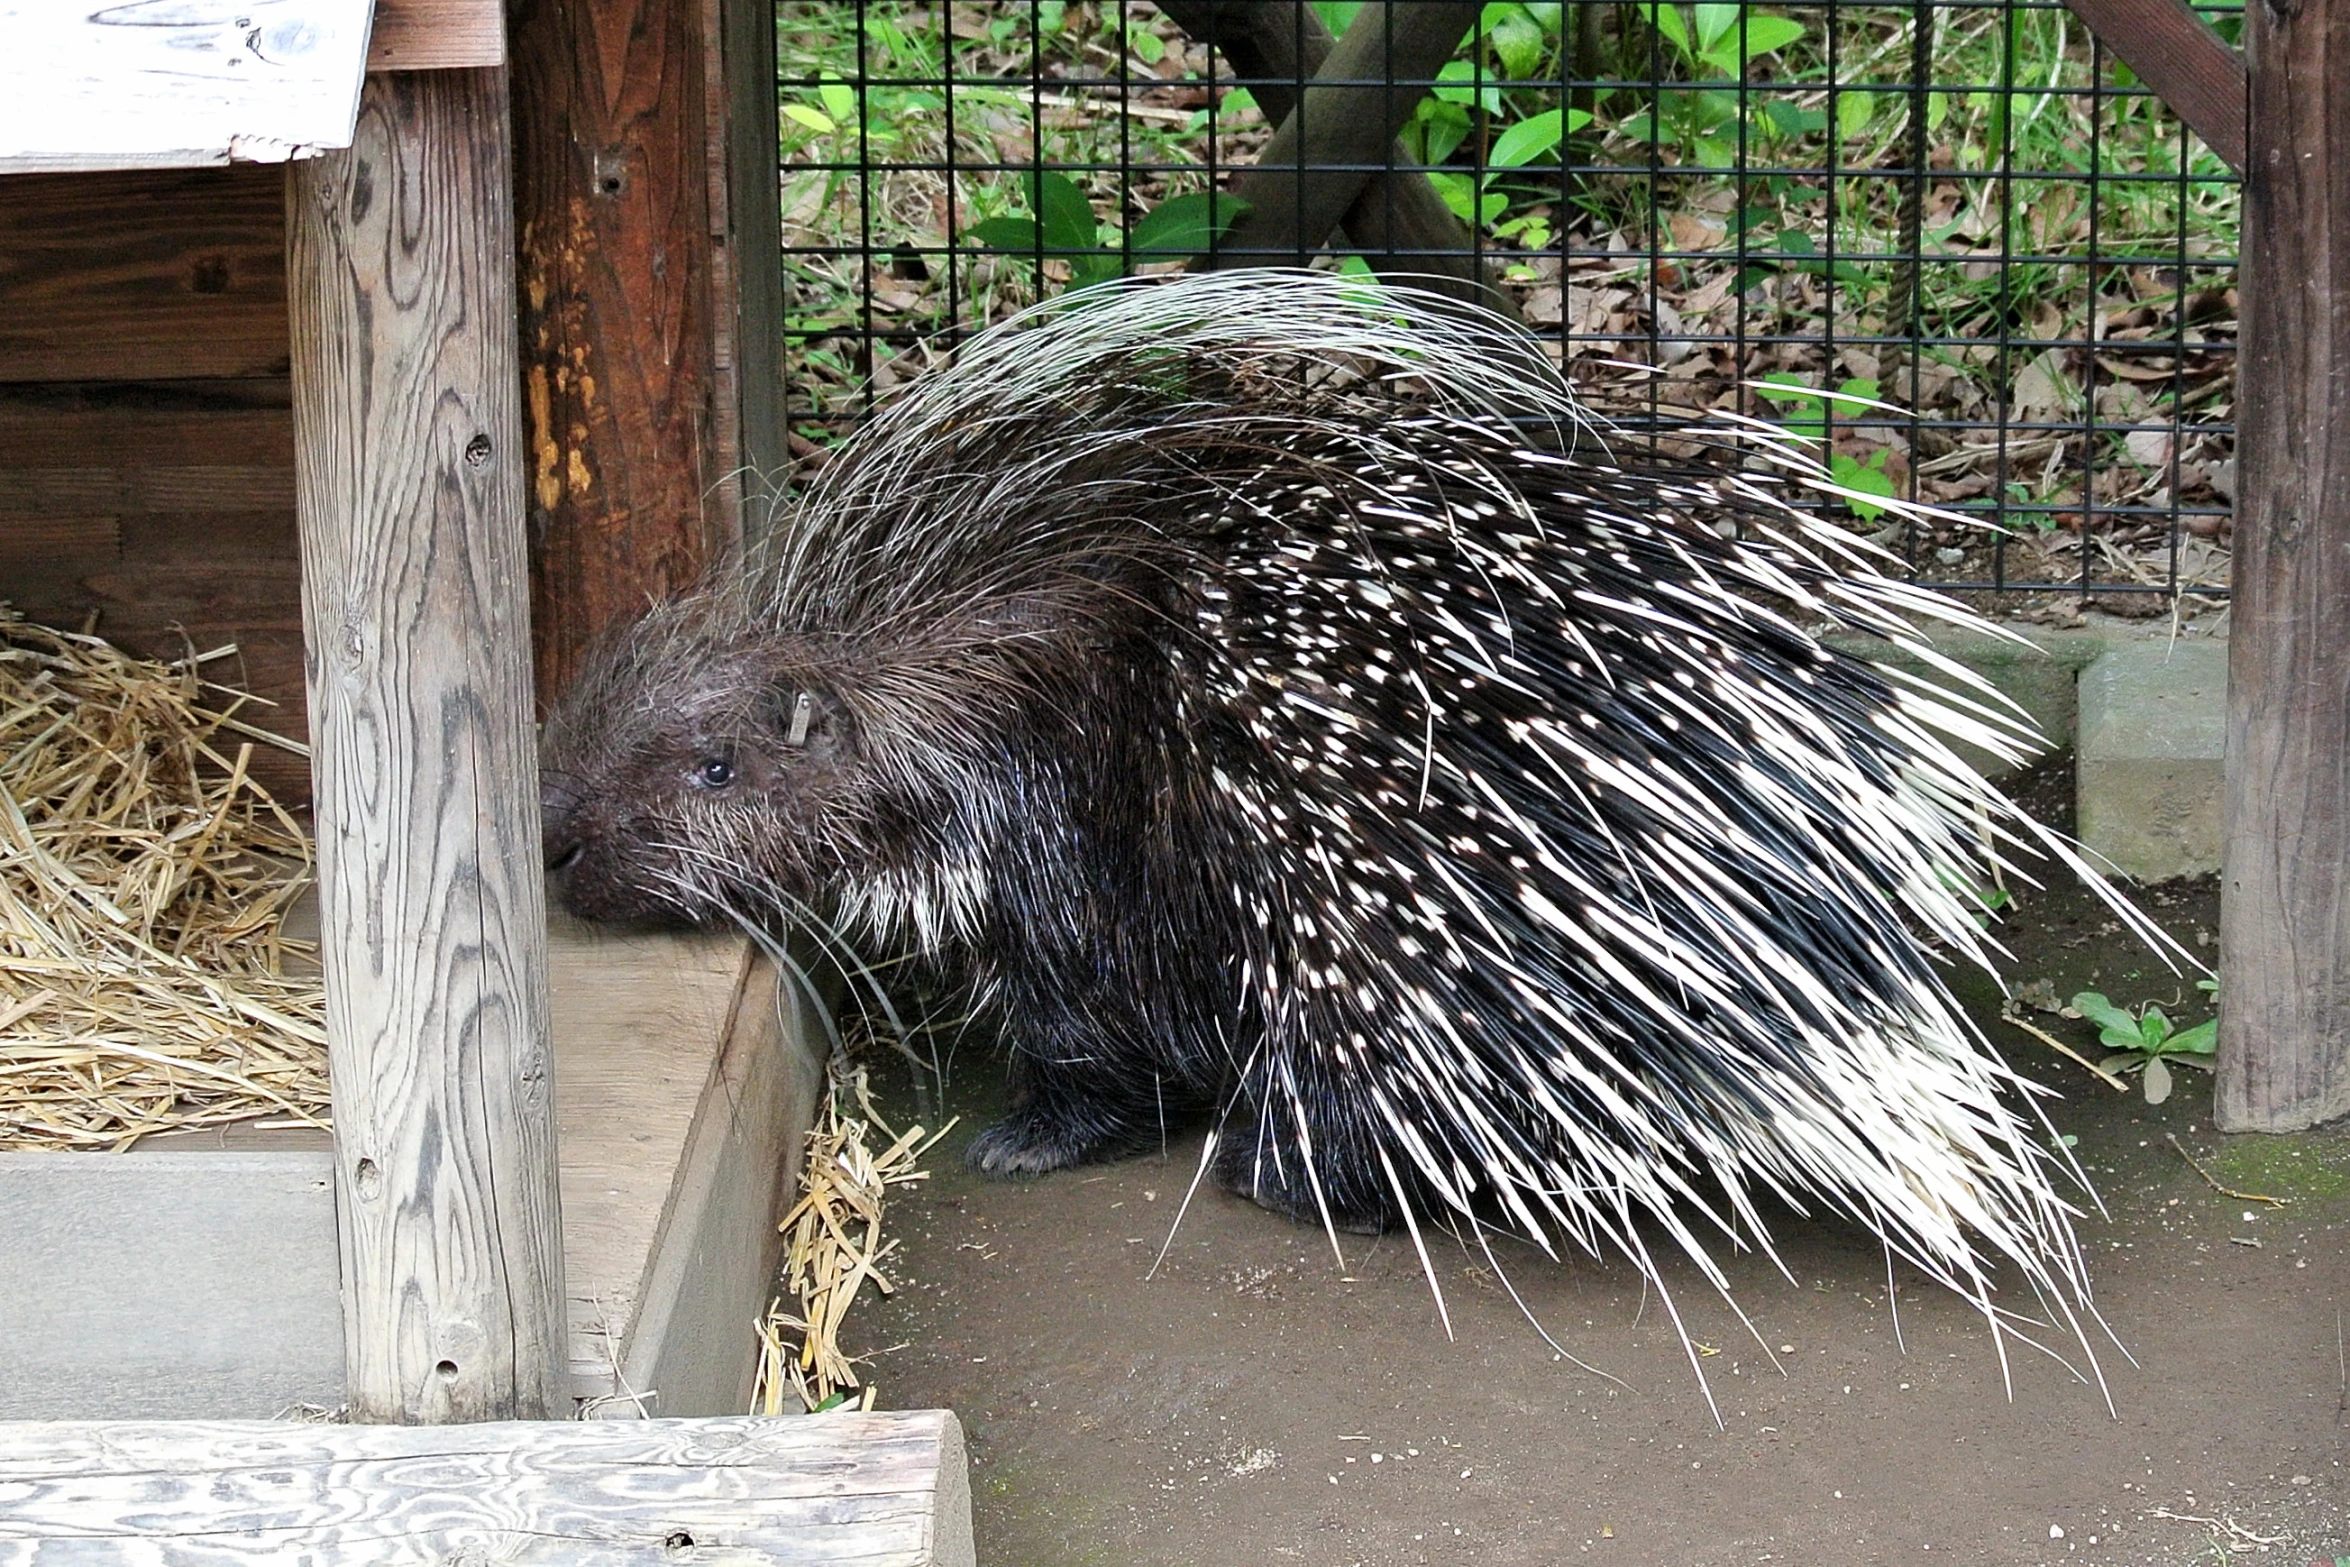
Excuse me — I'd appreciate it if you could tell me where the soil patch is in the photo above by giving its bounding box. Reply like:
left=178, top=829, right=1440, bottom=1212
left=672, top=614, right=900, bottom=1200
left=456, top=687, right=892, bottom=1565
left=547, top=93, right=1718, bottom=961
left=850, top=759, right=2349, bottom=1566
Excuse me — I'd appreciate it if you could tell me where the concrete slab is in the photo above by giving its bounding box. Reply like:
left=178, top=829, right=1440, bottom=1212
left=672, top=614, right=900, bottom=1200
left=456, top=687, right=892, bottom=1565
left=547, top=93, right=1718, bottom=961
left=1825, top=625, right=2107, bottom=777
left=0, top=1149, right=343, bottom=1420
left=2077, top=640, right=2228, bottom=881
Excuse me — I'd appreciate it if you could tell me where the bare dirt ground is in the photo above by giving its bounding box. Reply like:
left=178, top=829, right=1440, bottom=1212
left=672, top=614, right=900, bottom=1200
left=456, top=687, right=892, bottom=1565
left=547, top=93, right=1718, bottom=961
left=850, top=762, right=2350, bottom=1566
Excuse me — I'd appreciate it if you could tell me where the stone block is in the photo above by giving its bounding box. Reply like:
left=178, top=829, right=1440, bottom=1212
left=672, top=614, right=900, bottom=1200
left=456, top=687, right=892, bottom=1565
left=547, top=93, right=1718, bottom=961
left=2077, top=641, right=2227, bottom=881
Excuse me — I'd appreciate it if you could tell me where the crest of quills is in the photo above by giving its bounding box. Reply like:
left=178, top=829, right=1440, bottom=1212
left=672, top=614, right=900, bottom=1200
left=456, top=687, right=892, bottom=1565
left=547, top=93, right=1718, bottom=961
left=540, top=272, right=2177, bottom=1413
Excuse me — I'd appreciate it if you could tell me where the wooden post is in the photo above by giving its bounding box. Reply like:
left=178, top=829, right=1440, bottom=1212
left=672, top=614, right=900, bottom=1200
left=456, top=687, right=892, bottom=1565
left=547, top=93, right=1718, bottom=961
left=508, top=0, right=783, bottom=707
left=2218, top=0, right=2350, bottom=1131
left=286, top=67, right=568, bottom=1419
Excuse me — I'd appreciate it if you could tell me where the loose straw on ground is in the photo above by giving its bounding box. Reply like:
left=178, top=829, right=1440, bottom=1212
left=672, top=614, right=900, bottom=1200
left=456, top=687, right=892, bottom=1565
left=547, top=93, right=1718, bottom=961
left=0, top=613, right=325, bottom=1150
left=754, top=1068, right=952, bottom=1413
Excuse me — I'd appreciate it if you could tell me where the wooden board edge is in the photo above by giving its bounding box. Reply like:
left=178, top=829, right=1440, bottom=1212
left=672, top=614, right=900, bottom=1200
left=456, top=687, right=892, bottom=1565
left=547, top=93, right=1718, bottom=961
left=931, top=1411, right=977, bottom=1567
left=609, top=941, right=825, bottom=1418
left=367, top=0, right=507, bottom=72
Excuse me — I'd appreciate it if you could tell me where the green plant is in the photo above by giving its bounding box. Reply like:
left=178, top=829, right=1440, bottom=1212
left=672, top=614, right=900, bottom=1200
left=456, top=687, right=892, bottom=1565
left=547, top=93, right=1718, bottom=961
left=2070, top=986, right=2217, bottom=1104
left=1614, top=3, right=1810, bottom=168
left=965, top=172, right=1248, bottom=289
left=1751, top=375, right=1901, bottom=519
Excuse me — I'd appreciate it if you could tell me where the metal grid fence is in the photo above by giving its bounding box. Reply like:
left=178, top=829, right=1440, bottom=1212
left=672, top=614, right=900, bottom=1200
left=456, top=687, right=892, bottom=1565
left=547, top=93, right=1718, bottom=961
left=775, top=0, right=2238, bottom=609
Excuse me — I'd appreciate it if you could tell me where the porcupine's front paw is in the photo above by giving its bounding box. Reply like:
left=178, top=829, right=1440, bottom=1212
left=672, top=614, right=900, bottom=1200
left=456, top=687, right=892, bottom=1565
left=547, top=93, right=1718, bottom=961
left=965, top=1107, right=1105, bottom=1175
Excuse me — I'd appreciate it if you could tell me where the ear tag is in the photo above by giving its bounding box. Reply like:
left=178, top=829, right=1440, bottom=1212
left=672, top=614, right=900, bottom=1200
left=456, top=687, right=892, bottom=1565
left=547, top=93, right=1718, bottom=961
left=787, top=690, right=813, bottom=747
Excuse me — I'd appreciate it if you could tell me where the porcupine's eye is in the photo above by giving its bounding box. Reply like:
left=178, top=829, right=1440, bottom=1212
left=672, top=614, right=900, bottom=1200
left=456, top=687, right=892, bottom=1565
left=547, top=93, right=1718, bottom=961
left=693, top=756, right=736, bottom=790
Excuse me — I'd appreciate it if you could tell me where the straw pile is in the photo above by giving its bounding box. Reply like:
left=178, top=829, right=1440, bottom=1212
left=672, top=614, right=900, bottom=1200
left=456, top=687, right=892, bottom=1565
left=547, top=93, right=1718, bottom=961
left=754, top=1069, right=952, bottom=1413
left=0, top=613, right=326, bottom=1150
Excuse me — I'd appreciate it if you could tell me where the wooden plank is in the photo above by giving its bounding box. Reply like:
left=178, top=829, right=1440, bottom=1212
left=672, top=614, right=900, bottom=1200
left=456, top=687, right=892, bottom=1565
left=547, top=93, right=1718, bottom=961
left=0, top=0, right=373, bottom=174
left=0, top=1411, right=975, bottom=1566
left=368, top=0, right=507, bottom=72
left=541, top=913, right=749, bottom=1404
left=2217, top=0, right=2350, bottom=1128
left=0, top=397, right=293, bottom=469
left=615, top=951, right=825, bottom=1418
left=0, top=1152, right=343, bottom=1421
left=287, top=67, right=567, bottom=1421
left=2061, top=0, right=2246, bottom=174
left=510, top=0, right=732, bottom=709
left=0, top=466, right=294, bottom=514
left=0, top=166, right=288, bottom=384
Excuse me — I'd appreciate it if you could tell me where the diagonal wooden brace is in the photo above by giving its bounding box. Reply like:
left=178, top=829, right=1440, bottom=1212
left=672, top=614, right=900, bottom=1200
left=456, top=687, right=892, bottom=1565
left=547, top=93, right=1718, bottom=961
left=1161, top=1, right=1511, bottom=313
left=2060, top=0, right=2245, bottom=173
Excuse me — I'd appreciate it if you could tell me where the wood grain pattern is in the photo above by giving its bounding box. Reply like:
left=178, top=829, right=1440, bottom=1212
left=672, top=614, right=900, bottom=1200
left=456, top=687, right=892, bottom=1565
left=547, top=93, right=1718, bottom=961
left=615, top=949, right=824, bottom=1418
left=0, top=1411, right=974, bottom=1566
left=704, top=0, right=788, bottom=529
left=286, top=67, right=568, bottom=1420
left=368, top=0, right=508, bottom=71
left=0, top=166, right=288, bottom=384
left=2217, top=0, right=2350, bottom=1130
left=0, top=0, right=371, bottom=174
left=2061, top=0, right=2245, bottom=173
left=509, top=0, right=729, bottom=710
left=1159, top=0, right=1516, bottom=314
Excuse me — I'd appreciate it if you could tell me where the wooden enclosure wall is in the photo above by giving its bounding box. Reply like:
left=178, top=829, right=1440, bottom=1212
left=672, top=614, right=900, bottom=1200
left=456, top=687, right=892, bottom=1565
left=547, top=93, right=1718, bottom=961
left=0, top=0, right=784, bottom=792
left=0, top=165, right=309, bottom=802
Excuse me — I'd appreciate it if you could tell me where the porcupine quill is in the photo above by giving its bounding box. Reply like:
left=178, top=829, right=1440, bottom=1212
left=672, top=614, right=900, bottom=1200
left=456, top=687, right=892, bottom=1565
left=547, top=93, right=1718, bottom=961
left=539, top=270, right=2182, bottom=1416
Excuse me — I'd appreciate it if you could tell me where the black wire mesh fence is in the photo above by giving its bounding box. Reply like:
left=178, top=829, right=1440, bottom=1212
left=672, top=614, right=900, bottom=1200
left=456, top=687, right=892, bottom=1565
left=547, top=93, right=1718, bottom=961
left=775, top=0, right=2238, bottom=610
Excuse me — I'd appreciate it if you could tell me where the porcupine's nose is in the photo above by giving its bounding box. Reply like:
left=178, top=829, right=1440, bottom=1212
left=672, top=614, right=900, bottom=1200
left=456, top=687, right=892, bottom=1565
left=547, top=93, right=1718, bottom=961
left=540, top=774, right=585, bottom=874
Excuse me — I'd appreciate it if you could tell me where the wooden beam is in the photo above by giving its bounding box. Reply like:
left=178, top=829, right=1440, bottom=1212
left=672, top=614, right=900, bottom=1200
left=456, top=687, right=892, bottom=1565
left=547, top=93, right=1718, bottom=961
left=0, top=1412, right=975, bottom=1565
left=1201, top=3, right=1488, bottom=279
left=2218, top=0, right=2350, bottom=1130
left=1158, top=0, right=1515, bottom=315
left=2061, top=0, right=2246, bottom=174
left=509, top=0, right=732, bottom=709
left=368, top=0, right=508, bottom=72
left=286, top=68, right=568, bottom=1420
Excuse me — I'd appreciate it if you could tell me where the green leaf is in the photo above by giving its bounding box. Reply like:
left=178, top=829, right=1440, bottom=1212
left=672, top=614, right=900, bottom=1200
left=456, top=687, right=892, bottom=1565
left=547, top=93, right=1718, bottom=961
left=1419, top=99, right=1473, bottom=166
left=2142, top=1055, right=2173, bottom=1104
left=2140, top=1006, right=2176, bottom=1048
left=819, top=78, right=857, bottom=125
left=1033, top=172, right=1101, bottom=251
left=1432, top=59, right=1505, bottom=114
left=1486, top=3, right=1547, bottom=76
left=1490, top=109, right=1567, bottom=167
left=965, top=216, right=1041, bottom=251
left=1761, top=99, right=1825, bottom=137
left=1753, top=372, right=1821, bottom=406
left=1733, top=14, right=1807, bottom=56
left=1836, top=89, right=1874, bottom=142
left=1640, top=2, right=1691, bottom=56
left=1693, top=2, right=1740, bottom=52
left=1130, top=26, right=1165, bottom=64
left=2071, top=990, right=2141, bottom=1038
left=1127, top=192, right=1249, bottom=256
left=1614, top=111, right=1661, bottom=144
left=782, top=103, right=836, bottom=134
left=1311, top=0, right=1363, bottom=34
left=1829, top=451, right=1897, bottom=520
left=2165, top=1019, right=2218, bottom=1055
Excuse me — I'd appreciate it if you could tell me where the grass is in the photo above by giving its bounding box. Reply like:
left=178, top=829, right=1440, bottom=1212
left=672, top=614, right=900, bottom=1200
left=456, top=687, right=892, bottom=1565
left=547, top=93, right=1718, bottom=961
left=772, top=1, right=2238, bottom=591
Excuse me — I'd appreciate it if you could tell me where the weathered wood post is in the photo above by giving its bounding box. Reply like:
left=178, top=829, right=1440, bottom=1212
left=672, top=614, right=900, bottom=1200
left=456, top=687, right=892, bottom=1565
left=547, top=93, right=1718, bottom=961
left=287, top=64, right=569, bottom=1420
left=2219, top=0, right=2350, bottom=1130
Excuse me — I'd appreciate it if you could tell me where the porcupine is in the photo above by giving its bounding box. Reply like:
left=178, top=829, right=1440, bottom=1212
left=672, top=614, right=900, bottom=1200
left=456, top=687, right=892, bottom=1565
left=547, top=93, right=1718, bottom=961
left=541, top=270, right=2170, bottom=1395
